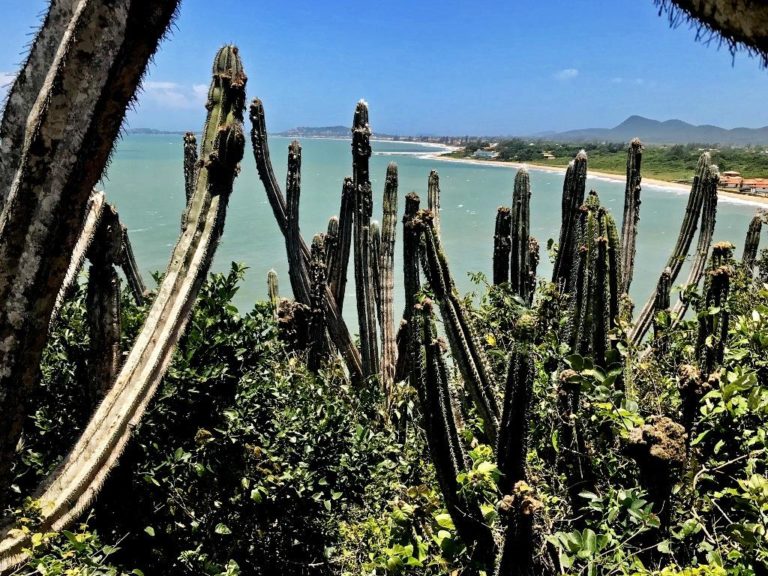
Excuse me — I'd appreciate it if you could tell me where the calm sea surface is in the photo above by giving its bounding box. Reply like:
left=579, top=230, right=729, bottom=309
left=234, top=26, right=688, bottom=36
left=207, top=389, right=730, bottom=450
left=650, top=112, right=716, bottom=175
left=101, top=134, right=760, bottom=317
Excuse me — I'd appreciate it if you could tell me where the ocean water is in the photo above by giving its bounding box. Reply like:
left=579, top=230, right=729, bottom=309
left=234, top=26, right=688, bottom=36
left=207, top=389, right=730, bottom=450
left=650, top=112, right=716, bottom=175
left=101, top=134, right=760, bottom=318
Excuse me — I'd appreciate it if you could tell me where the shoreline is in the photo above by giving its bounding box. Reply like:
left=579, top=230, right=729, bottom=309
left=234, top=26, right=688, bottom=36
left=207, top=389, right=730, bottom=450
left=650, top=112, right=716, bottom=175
left=423, top=153, right=768, bottom=208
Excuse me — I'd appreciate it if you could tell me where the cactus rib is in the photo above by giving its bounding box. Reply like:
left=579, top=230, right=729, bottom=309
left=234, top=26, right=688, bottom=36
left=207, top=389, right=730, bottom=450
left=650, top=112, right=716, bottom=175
left=0, top=44, right=243, bottom=571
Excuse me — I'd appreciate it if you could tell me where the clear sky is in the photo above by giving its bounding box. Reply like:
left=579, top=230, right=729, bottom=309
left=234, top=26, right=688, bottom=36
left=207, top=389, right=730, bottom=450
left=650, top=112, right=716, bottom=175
left=2, top=0, right=768, bottom=135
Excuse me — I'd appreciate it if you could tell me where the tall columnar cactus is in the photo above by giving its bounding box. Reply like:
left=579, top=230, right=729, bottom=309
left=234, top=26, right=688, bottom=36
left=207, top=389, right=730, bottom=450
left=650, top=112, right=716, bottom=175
left=669, top=164, right=720, bottom=328
left=742, top=211, right=764, bottom=273
left=285, top=141, right=312, bottom=304
left=352, top=100, right=380, bottom=379
left=0, top=0, right=77, bottom=210
left=267, top=269, right=280, bottom=307
left=0, top=44, right=243, bottom=570
left=428, top=170, right=441, bottom=233
left=308, top=234, right=328, bottom=372
left=419, top=210, right=500, bottom=442
left=696, top=242, right=734, bottom=375
left=379, top=163, right=399, bottom=399
left=327, top=178, right=355, bottom=312
left=510, top=167, right=535, bottom=304
left=528, top=237, right=540, bottom=294
left=249, top=100, right=363, bottom=382
left=85, top=205, right=124, bottom=404
left=493, top=206, right=512, bottom=285
left=495, top=342, right=538, bottom=576
left=631, top=153, right=713, bottom=345
left=552, top=151, right=588, bottom=291
left=568, top=191, right=622, bottom=367
left=410, top=299, right=496, bottom=563
left=371, top=221, right=382, bottom=322
left=120, top=225, right=147, bottom=306
left=0, top=0, right=179, bottom=502
left=398, top=192, right=422, bottom=384
left=620, top=138, right=643, bottom=295
left=324, top=216, right=339, bottom=271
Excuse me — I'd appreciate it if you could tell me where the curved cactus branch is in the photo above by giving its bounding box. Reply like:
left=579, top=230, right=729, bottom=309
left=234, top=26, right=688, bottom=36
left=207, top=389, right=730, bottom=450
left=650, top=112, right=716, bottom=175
left=51, top=191, right=108, bottom=323
left=669, top=164, right=719, bottom=328
left=0, top=0, right=78, bottom=210
left=0, top=0, right=179, bottom=500
left=0, top=43, right=244, bottom=571
left=249, top=100, right=363, bottom=383
left=419, top=211, right=500, bottom=442
left=619, top=138, right=643, bottom=295
left=552, top=151, right=588, bottom=291
left=742, top=211, right=764, bottom=273
left=630, top=153, right=712, bottom=345
left=379, top=163, right=399, bottom=398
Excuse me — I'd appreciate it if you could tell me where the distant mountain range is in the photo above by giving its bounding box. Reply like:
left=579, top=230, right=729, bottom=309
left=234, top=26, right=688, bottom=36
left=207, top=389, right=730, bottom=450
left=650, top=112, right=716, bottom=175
left=545, top=115, right=768, bottom=146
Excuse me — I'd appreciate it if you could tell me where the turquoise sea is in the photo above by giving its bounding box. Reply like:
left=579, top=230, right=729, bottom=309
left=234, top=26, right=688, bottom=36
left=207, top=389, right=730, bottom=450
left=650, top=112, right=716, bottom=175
left=101, top=134, right=761, bottom=316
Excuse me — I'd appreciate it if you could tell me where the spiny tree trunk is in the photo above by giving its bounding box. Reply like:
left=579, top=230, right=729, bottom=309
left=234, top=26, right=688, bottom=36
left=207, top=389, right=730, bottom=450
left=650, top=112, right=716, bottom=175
left=0, top=0, right=179, bottom=504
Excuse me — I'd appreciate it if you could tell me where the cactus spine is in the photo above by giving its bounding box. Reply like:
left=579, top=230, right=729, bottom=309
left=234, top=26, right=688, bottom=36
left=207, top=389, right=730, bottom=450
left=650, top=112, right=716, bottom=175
left=428, top=170, right=441, bottom=233
left=631, top=152, right=713, bottom=345
left=352, top=100, right=380, bottom=379
left=742, top=211, right=764, bottom=273
left=419, top=211, right=500, bottom=442
left=620, top=138, right=643, bottom=295
left=308, top=234, right=328, bottom=372
left=379, top=164, right=399, bottom=398
left=0, top=44, right=243, bottom=570
left=552, top=151, right=588, bottom=291
left=493, top=207, right=512, bottom=285
left=510, top=167, right=535, bottom=304
left=0, top=0, right=179, bottom=502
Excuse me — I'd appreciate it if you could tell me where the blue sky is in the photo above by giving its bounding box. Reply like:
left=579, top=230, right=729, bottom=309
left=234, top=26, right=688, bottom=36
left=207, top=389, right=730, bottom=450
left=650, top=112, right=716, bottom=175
left=2, top=0, right=768, bottom=135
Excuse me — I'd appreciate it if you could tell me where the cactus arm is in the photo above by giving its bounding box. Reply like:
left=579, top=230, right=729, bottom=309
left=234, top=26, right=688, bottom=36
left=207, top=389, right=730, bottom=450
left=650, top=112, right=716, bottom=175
left=324, top=216, right=339, bottom=274
left=669, top=165, right=719, bottom=328
left=510, top=167, right=533, bottom=302
left=327, top=178, right=355, bottom=311
left=0, top=0, right=78, bottom=209
left=741, top=211, right=764, bottom=273
left=493, top=207, right=512, bottom=285
left=427, top=170, right=441, bottom=233
left=379, top=163, right=399, bottom=398
left=0, top=44, right=243, bottom=570
left=527, top=238, right=540, bottom=303
left=267, top=269, right=280, bottom=307
left=352, top=100, right=380, bottom=379
left=420, top=212, right=500, bottom=442
left=371, top=220, right=382, bottom=324
left=0, top=0, right=179, bottom=501
left=119, top=225, right=147, bottom=306
left=416, top=302, right=496, bottom=562
left=50, top=191, right=107, bottom=323
left=696, top=243, right=734, bottom=374
left=619, top=139, right=643, bottom=295
left=495, top=343, right=537, bottom=576
left=552, top=151, right=588, bottom=291
left=285, top=141, right=312, bottom=304
left=249, top=101, right=363, bottom=382
left=630, top=153, right=712, bottom=344
left=308, top=234, right=328, bottom=372
left=85, top=205, right=124, bottom=403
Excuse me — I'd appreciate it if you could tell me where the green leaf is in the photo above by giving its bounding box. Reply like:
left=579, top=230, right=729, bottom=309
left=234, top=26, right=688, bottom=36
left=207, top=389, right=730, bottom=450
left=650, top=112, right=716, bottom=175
left=214, top=523, right=232, bottom=535
left=435, top=513, right=455, bottom=530
left=144, top=526, right=155, bottom=537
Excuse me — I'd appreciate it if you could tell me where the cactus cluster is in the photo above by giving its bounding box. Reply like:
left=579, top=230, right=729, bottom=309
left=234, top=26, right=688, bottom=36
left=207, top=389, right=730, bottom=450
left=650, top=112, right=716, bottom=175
left=696, top=242, right=734, bottom=375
